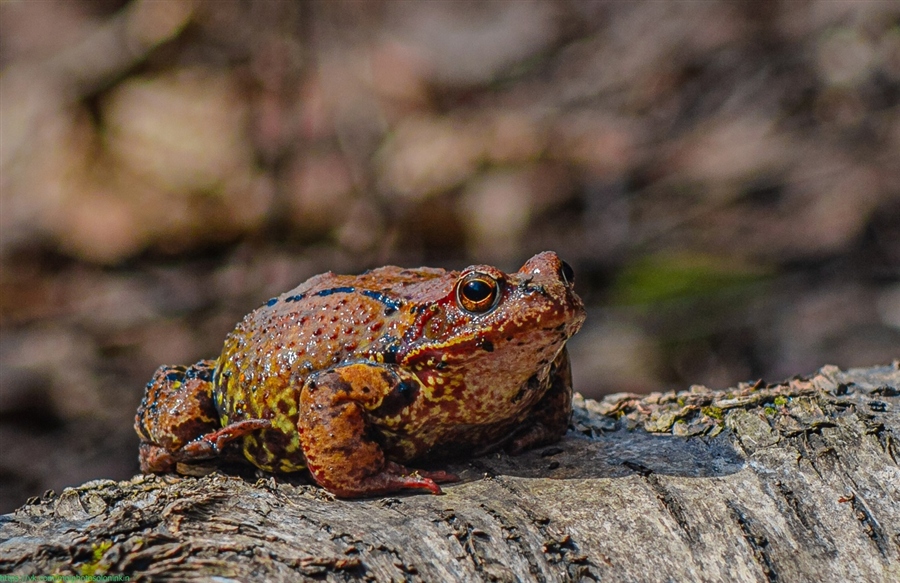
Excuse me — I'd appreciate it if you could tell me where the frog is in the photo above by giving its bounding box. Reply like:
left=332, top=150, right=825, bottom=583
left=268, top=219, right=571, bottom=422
left=135, top=251, right=585, bottom=498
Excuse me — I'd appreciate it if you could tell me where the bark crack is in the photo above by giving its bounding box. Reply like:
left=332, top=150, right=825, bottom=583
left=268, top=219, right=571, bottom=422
left=491, top=476, right=600, bottom=581
left=727, top=500, right=779, bottom=583
left=846, top=490, right=891, bottom=559
left=623, top=461, right=699, bottom=545
left=478, top=503, right=546, bottom=583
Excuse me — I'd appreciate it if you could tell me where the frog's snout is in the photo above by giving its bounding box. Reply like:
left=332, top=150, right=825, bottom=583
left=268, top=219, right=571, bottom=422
left=519, top=251, right=577, bottom=291
left=517, top=251, right=585, bottom=331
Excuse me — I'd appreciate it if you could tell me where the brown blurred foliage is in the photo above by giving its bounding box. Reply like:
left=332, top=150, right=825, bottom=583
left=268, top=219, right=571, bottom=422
left=1, top=0, right=898, bottom=512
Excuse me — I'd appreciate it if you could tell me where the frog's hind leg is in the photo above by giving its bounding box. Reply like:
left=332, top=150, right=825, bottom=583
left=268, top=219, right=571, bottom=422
left=298, top=364, right=457, bottom=498
left=135, top=360, right=270, bottom=473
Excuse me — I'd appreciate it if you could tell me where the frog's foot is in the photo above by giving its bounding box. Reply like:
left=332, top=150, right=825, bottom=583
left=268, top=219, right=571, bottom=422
left=139, top=419, right=272, bottom=473
left=321, top=462, right=458, bottom=498
left=414, top=467, right=459, bottom=484
left=178, top=419, right=273, bottom=460
left=298, top=364, right=455, bottom=498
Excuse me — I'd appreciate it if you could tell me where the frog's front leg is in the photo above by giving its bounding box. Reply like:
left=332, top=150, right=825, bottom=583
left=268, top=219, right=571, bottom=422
left=135, top=361, right=271, bottom=473
left=507, top=347, right=574, bottom=454
left=298, top=363, right=457, bottom=498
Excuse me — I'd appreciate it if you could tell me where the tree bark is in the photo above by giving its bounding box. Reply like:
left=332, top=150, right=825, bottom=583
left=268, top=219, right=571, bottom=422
left=2, top=363, right=899, bottom=582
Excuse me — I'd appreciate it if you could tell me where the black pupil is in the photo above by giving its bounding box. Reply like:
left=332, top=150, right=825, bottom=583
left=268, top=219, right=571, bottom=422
left=560, top=260, right=575, bottom=284
left=464, top=280, right=493, bottom=302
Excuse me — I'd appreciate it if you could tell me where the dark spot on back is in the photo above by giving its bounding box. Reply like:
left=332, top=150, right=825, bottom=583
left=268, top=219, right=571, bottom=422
left=382, top=344, right=399, bottom=364
left=315, top=286, right=356, bottom=297
left=360, top=290, right=403, bottom=314
left=185, top=363, right=213, bottom=382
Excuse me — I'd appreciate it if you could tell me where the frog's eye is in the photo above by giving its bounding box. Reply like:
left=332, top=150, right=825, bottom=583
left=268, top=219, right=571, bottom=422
left=456, top=273, right=501, bottom=314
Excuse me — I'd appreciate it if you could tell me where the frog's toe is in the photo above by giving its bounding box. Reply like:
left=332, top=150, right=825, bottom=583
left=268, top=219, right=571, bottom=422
left=415, top=468, right=459, bottom=484
left=363, top=462, right=445, bottom=496
left=178, top=418, right=273, bottom=460
left=388, top=475, right=444, bottom=496
left=373, top=462, right=461, bottom=494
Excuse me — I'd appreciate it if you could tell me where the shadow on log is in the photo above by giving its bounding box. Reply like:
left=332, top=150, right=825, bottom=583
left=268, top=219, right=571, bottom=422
left=2, top=364, right=899, bottom=581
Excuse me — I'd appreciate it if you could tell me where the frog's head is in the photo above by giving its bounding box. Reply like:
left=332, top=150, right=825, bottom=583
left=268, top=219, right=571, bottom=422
left=399, top=251, right=585, bottom=401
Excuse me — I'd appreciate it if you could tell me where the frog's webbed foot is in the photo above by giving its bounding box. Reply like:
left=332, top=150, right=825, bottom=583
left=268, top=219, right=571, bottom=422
left=298, top=364, right=456, bottom=497
left=178, top=419, right=273, bottom=460
left=135, top=361, right=270, bottom=473
left=359, top=462, right=458, bottom=496
left=139, top=419, right=272, bottom=473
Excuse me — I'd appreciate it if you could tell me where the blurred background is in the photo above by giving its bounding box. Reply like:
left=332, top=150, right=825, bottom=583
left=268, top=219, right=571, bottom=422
left=1, top=0, right=898, bottom=513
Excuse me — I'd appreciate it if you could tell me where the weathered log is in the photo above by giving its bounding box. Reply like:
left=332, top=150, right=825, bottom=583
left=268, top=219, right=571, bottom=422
left=2, top=363, right=898, bottom=582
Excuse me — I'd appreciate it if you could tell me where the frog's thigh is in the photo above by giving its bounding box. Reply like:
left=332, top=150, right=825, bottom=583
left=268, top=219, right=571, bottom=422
left=297, top=363, right=446, bottom=497
left=508, top=347, right=574, bottom=454
left=136, top=360, right=219, bottom=472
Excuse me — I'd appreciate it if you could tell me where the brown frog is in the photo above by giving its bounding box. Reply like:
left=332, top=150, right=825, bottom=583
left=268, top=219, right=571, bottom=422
left=135, top=251, right=585, bottom=497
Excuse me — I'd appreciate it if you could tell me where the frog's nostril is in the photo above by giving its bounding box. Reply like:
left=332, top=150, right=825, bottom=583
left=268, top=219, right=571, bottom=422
left=560, top=261, right=575, bottom=286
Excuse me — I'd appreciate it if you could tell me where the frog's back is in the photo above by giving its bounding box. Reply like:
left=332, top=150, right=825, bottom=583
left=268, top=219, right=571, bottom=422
left=211, top=265, right=452, bottom=469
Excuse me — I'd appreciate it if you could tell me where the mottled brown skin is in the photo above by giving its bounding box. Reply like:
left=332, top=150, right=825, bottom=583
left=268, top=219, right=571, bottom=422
left=135, top=251, right=585, bottom=497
